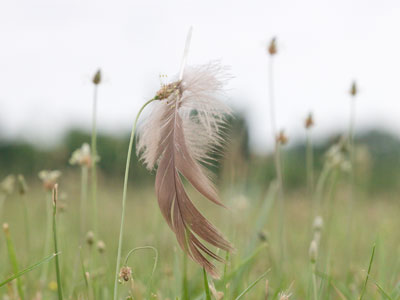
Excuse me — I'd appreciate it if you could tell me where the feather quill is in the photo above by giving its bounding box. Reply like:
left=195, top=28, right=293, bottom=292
left=137, top=62, right=234, bottom=277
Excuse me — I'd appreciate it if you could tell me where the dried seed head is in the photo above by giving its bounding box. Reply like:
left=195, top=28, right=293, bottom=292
left=38, top=170, right=61, bottom=191
left=69, top=143, right=96, bottom=167
left=119, top=266, right=132, bottom=282
left=350, top=81, right=357, bottom=96
left=17, top=174, right=28, bottom=195
left=268, top=37, right=277, bottom=55
left=276, top=130, right=288, bottom=145
left=1, top=175, right=16, bottom=196
left=93, top=69, right=101, bottom=85
left=305, top=113, right=314, bottom=129
left=97, top=240, right=106, bottom=253
left=86, top=231, right=94, bottom=246
left=2, top=222, right=9, bottom=233
left=309, top=239, right=318, bottom=264
left=155, top=81, right=181, bottom=100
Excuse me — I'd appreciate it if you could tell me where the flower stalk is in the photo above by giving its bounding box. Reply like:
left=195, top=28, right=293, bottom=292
left=113, top=98, right=157, bottom=300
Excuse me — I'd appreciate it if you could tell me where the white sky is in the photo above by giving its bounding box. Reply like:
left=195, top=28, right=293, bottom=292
left=0, top=0, right=399, bottom=152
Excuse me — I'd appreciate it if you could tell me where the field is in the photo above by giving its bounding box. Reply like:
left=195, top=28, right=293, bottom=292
left=1, top=37, right=400, bottom=300
left=1, top=159, right=400, bottom=299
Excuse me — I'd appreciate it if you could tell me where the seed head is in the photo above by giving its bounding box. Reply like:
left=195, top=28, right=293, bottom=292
left=305, top=113, right=314, bottom=129
left=155, top=81, right=181, bottom=100
left=268, top=37, right=277, bottom=56
left=350, top=81, right=357, bottom=96
left=276, top=130, right=288, bottom=145
left=17, top=174, right=28, bottom=195
left=1, top=175, right=15, bottom=196
left=97, top=240, right=106, bottom=253
left=70, top=143, right=96, bottom=167
left=309, top=239, right=318, bottom=264
left=86, top=231, right=94, bottom=246
left=119, top=266, right=132, bottom=282
left=92, top=69, right=101, bottom=85
left=38, top=170, right=61, bottom=191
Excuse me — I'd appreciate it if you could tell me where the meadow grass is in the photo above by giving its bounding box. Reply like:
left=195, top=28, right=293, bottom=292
left=1, top=174, right=399, bottom=299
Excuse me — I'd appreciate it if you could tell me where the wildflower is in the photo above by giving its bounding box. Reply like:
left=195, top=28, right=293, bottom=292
left=136, top=62, right=234, bottom=277
left=97, top=240, right=106, bottom=253
left=69, top=143, right=97, bottom=167
left=305, top=113, right=314, bottom=129
left=92, top=69, right=101, bottom=85
left=268, top=37, right=277, bottom=56
left=309, top=239, right=318, bottom=264
left=276, top=130, right=288, bottom=145
left=1, top=175, right=15, bottom=196
left=17, top=175, right=28, bottom=195
left=350, top=80, right=357, bottom=96
left=119, top=266, right=132, bottom=282
left=155, top=81, right=181, bottom=100
left=38, top=170, right=61, bottom=191
left=86, top=231, right=94, bottom=246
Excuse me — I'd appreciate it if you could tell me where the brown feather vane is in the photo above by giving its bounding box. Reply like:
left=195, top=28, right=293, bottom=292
left=137, top=63, right=234, bottom=277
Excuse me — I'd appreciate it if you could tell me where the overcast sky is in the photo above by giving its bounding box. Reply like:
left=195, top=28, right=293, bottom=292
left=1, top=0, right=399, bottom=152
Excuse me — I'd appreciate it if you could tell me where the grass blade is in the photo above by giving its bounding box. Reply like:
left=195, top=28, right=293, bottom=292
left=234, top=270, right=270, bottom=300
left=203, top=268, right=212, bottom=300
left=52, top=185, right=63, bottom=300
left=3, top=223, right=25, bottom=299
left=359, top=243, right=376, bottom=300
left=0, top=253, right=57, bottom=287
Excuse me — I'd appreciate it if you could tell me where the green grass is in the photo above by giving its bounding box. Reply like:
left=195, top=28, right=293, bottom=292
left=1, top=174, right=399, bottom=299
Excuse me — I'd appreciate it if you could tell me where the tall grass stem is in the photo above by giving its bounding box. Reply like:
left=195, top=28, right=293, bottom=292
left=52, top=185, right=63, bottom=300
left=113, top=98, right=156, bottom=300
left=3, top=223, right=25, bottom=300
left=91, top=84, right=99, bottom=235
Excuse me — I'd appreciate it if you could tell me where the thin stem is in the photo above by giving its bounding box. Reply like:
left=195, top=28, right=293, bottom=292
left=359, top=244, right=376, bottom=300
left=113, top=98, right=157, bottom=300
left=91, top=84, right=98, bottom=235
left=81, top=166, right=89, bottom=236
left=203, top=268, right=212, bottom=300
left=3, top=223, right=25, bottom=300
left=123, top=246, right=158, bottom=298
left=313, top=165, right=331, bottom=218
left=312, top=264, right=318, bottom=300
left=52, top=186, right=63, bottom=300
left=269, top=55, right=286, bottom=264
left=306, top=128, right=314, bottom=198
left=20, top=194, right=31, bottom=255
left=268, top=57, right=277, bottom=138
left=0, top=253, right=57, bottom=288
left=40, top=192, right=53, bottom=287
